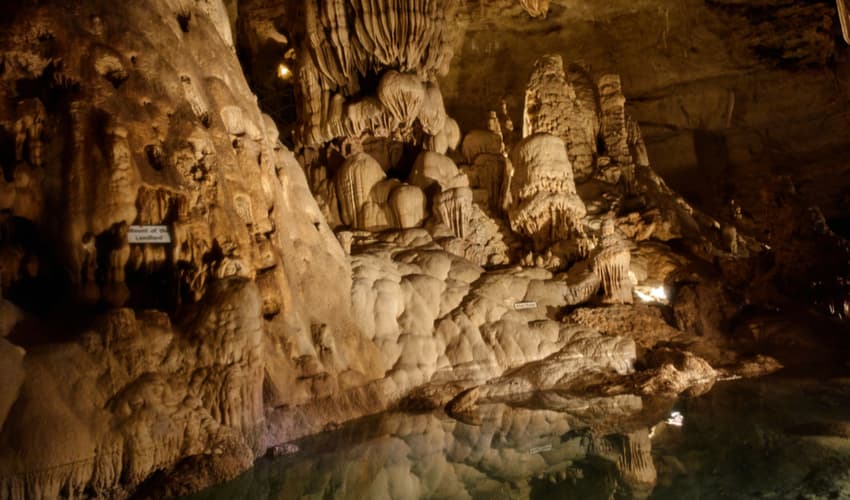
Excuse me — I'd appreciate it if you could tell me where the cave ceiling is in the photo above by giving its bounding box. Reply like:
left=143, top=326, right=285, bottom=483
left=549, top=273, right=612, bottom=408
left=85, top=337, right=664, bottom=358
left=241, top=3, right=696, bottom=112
left=235, top=0, right=850, bottom=219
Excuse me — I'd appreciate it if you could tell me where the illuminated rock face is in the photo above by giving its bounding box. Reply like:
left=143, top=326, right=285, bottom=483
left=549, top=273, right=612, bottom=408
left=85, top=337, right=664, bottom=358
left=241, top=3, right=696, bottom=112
left=280, top=0, right=458, bottom=147
left=507, top=133, right=589, bottom=251
left=0, top=1, right=384, bottom=497
left=523, top=54, right=598, bottom=180
left=0, top=0, right=809, bottom=497
left=336, top=153, right=388, bottom=229
left=519, top=0, right=550, bottom=18
left=521, top=54, right=647, bottom=189
left=593, top=218, right=633, bottom=305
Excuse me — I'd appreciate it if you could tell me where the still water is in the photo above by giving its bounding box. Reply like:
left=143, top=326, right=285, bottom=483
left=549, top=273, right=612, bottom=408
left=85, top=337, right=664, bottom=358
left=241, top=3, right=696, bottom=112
left=188, top=373, right=850, bottom=499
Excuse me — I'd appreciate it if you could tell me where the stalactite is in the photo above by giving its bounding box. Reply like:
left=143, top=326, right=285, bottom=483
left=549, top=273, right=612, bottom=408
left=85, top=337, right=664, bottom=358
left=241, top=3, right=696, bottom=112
left=434, top=186, right=473, bottom=238
left=592, top=217, right=633, bottom=304
left=289, top=0, right=459, bottom=146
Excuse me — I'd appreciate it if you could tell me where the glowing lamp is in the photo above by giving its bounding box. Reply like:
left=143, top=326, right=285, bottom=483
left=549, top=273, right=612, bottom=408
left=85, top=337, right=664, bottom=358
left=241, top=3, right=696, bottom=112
left=277, top=64, right=292, bottom=80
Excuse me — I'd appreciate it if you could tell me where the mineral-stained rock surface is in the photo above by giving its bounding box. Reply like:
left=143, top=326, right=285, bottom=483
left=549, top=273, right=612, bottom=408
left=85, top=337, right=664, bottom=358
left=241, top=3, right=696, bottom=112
left=0, top=1, right=383, bottom=497
left=0, top=0, right=847, bottom=498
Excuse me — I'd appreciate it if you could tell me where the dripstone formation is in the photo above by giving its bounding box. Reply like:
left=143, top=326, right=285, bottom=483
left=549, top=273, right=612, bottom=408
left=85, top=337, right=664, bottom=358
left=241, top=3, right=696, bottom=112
left=2, top=0, right=845, bottom=498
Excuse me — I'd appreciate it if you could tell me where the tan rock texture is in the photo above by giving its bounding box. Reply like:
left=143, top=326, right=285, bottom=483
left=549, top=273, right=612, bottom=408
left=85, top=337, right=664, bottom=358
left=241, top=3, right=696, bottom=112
left=445, top=0, right=850, bottom=221
left=0, top=0, right=837, bottom=498
left=0, top=1, right=383, bottom=497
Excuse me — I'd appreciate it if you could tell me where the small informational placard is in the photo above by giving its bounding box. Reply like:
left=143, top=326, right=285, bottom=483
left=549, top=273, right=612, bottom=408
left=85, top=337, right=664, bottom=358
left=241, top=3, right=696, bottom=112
left=128, top=225, right=172, bottom=244
left=528, top=444, right=552, bottom=455
left=513, top=301, right=538, bottom=311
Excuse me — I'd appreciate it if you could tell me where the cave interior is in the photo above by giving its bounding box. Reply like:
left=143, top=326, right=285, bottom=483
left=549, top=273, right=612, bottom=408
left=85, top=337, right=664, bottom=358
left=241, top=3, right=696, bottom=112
left=1, top=0, right=850, bottom=498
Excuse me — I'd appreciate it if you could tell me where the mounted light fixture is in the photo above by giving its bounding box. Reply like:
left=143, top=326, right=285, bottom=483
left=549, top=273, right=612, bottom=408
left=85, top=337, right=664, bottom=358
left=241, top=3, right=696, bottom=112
left=840, top=0, right=850, bottom=44
left=634, top=284, right=669, bottom=304
left=277, top=63, right=292, bottom=80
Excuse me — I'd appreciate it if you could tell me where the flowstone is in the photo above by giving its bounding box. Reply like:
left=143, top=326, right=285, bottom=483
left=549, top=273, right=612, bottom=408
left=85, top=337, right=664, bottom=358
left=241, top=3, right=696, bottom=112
left=0, top=1, right=793, bottom=498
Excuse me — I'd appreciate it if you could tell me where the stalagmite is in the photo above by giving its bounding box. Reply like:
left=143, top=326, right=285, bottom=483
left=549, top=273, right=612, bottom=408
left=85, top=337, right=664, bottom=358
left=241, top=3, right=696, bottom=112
left=599, top=74, right=635, bottom=191
left=389, top=185, right=427, bottom=229
left=467, top=153, right=510, bottom=214
left=519, top=0, right=550, bottom=18
left=592, top=217, right=633, bottom=304
left=335, top=153, right=388, bottom=229
left=418, top=81, right=448, bottom=136
left=461, top=129, right=503, bottom=163
left=523, top=55, right=574, bottom=139
left=434, top=186, right=473, bottom=238
left=523, top=55, right=600, bottom=180
left=567, top=63, right=601, bottom=178
left=507, top=134, right=588, bottom=250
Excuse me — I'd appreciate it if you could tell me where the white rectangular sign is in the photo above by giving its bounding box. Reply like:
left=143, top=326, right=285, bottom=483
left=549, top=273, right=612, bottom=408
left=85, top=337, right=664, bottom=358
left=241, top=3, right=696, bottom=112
left=528, top=444, right=552, bottom=455
left=513, top=301, right=538, bottom=310
left=128, top=225, right=172, bottom=244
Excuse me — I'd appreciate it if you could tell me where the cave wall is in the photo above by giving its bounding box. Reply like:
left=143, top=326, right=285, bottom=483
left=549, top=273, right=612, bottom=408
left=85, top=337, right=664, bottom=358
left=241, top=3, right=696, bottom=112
left=444, top=0, right=850, bottom=222
left=0, top=1, right=386, bottom=497
left=0, top=0, right=847, bottom=497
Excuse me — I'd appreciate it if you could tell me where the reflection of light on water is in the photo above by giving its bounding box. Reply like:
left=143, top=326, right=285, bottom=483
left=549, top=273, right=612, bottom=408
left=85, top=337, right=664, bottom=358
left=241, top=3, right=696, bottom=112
left=650, top=411, right=685, bottom=438
left=666, top=411, right=684, bottom=427
left=635, top=285, right=668, bottom=304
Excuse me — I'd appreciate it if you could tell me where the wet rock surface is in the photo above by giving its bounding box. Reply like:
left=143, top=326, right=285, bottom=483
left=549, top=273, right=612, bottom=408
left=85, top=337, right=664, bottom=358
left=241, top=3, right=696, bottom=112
left=188, top=373, right=850, bottom=500
left=1, top=0, right=849, bottom=497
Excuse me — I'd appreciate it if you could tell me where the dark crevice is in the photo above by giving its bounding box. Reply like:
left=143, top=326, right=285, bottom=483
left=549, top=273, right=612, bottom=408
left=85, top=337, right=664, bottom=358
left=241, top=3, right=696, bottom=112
left=145, top=144, right=165, bottom=171
left=104, top=69, right=128, bottom=89
left=177, top=12, right=191, bottom=33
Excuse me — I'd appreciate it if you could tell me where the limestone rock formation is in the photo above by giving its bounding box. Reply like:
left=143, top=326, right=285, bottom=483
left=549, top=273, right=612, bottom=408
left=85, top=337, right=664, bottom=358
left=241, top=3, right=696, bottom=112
left=592, top=217, right=634, bottom=304
left=519, top=0, right=550, bottom=18
left=0, top=0, right=835, bottom=497
left=346, top=231, right=637, bottom=401
left=418, top=81, right=448, bottom=136
left=377, top=71, right=426, bottom=127
left=599, top=74, right=636, bottom=191
left=507, top=134, right=589, bottom=252
left=336, top=152, right=389, bottom=230
left=409, top=151, right=469, bottom=193
left=0, top=1, right=383, bottom=496
left=433, top=187, right=473, bottom=238
left=461, top=129, right=504, bottom=162
left=433, top=117, right=462, bottom=155
left=522, top=55, right=599, bottom=180
left=389, top=185, right=427, bottom=229
left=282, top=0, right=459, bottom=146
left=464, top=152, right=511, bottom=214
